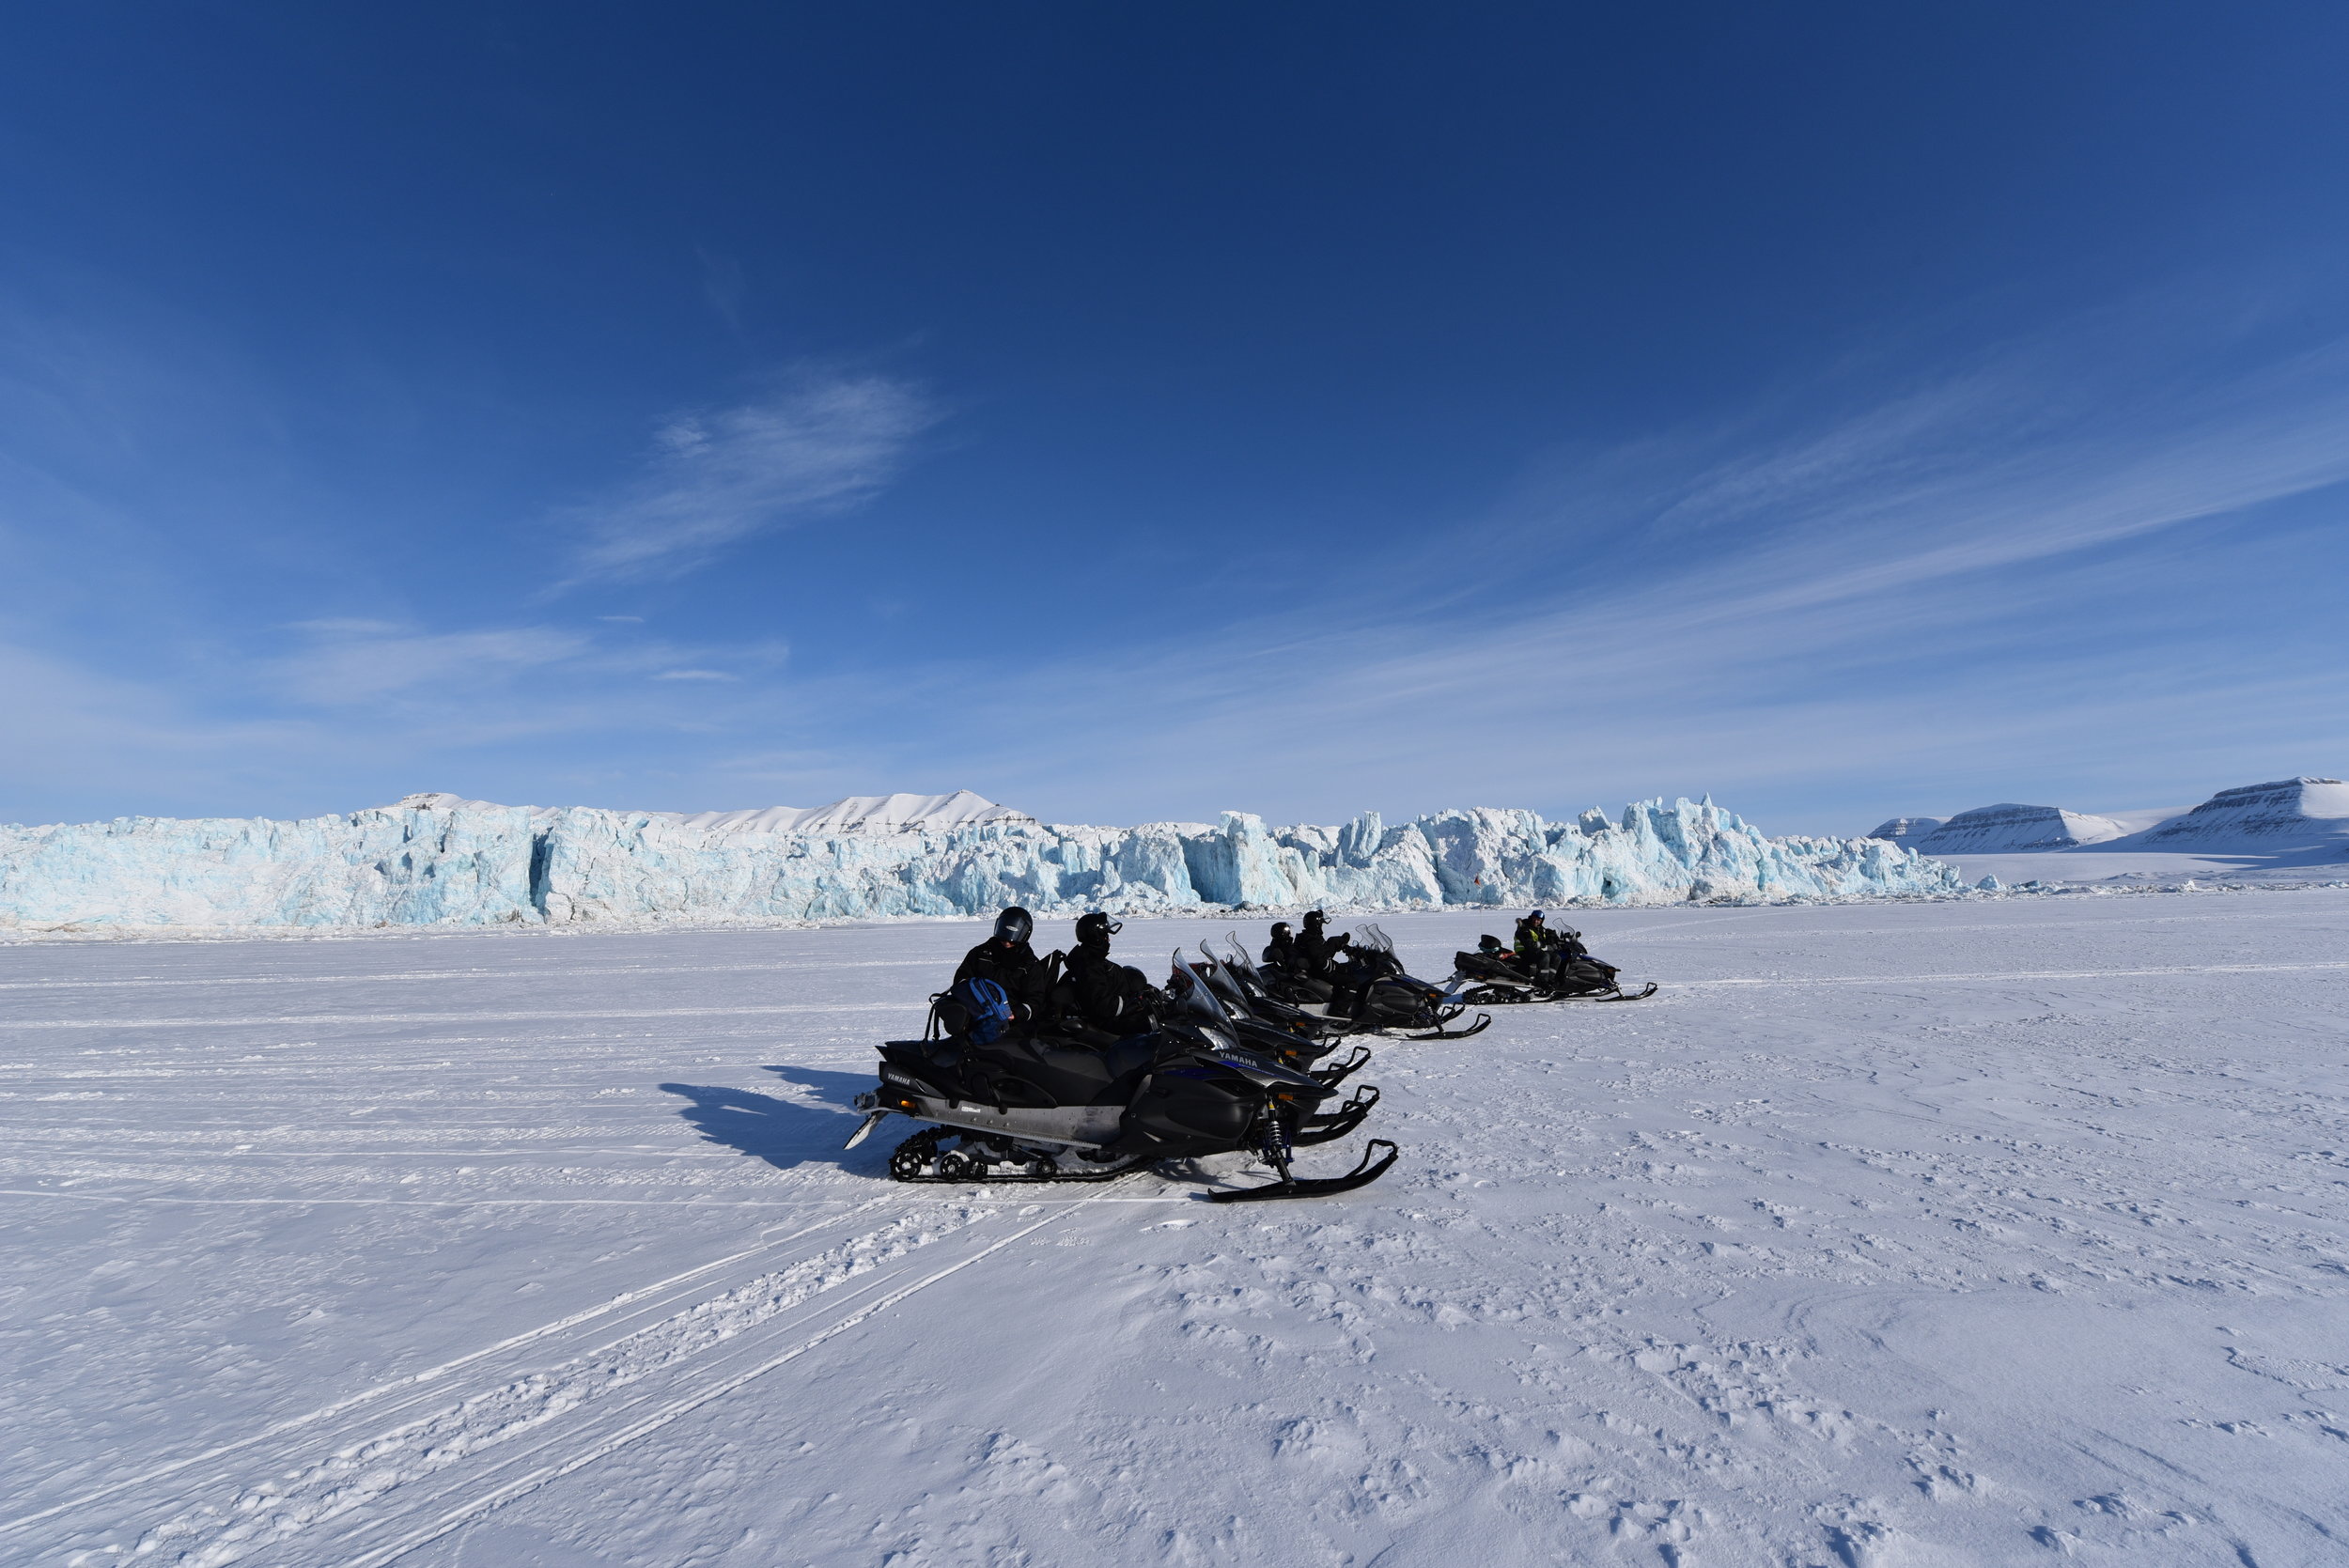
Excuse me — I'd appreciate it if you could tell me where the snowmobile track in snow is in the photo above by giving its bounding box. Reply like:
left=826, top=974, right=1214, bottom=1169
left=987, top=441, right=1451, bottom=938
left=7, top=1197, right=1081, bottom=1566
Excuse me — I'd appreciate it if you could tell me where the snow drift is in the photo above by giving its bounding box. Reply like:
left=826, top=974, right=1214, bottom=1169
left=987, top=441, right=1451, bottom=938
left=0, top=792, right=1967, bottom=930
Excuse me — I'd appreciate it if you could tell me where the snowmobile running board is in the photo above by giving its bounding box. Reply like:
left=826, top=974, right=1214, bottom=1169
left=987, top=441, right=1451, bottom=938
left=1206, top=1140, right=1400, bottom=1203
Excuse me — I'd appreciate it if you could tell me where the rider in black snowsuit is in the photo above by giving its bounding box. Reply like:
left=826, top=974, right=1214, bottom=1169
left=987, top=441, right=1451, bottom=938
left=1262, top=921, right=1299, bottom=973
left=1297, top=909, right=1350, bottom=978
left=953, top=907, right=1051, bottom=1020
left=1058, top=911, right=1159, bottom=1038
left=1298, top=909, right=1361, bottom=1014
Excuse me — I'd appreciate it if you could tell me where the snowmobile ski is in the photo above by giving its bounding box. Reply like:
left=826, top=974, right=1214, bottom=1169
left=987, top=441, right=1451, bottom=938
left=1206, top=1139, right=1399, bottom=1203
left=1392, top=1009, right=1491, bottom=1041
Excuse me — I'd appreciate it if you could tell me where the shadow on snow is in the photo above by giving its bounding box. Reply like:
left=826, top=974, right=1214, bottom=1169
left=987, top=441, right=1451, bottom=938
left=658, top=1064, right=890, bottom=1172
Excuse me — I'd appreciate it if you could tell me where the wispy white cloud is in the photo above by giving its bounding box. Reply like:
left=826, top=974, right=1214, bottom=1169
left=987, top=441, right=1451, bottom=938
left=552, top=370, right=937, bottom=589
left=825, top=305, right=2349, bottom=830
left=275, top=624, right=593, bottom=704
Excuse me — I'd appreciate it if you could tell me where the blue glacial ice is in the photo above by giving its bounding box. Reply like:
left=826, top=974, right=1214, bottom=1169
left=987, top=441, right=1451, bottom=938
left=0, top=794, right=1968, bottom=930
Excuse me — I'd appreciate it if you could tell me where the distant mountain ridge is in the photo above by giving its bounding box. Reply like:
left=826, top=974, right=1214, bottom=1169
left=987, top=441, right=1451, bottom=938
left=2134, top=777, right=2349, bottom=851
left=1906, top=803, right=2126, bottom=854
left=1867, top=776, right=2349, bottom=862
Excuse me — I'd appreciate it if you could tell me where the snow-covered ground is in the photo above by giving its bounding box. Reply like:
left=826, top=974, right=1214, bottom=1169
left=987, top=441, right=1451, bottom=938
left=6, top=892, right=2347, bottom=1566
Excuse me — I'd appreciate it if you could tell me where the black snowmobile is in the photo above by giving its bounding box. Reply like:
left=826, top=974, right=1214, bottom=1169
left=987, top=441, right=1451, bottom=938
left=846, top=955, right=1395, bottom=1203
left=1329, top=924, right=1492, bottom=1040
left=1448, top=924, right=1657, bottom=1004
left=1201, top=934, right=1361, bottom=1045
left=1193, top=935, right=1376, bottom=1090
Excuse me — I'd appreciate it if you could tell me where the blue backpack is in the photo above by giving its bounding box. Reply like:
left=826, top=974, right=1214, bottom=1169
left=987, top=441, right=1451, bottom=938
left=951, top=976, right=1014, bottom=1045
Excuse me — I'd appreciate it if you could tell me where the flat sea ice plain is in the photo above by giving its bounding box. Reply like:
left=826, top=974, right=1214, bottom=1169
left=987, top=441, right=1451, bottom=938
left=4, top=893, right=2346, bottom=1567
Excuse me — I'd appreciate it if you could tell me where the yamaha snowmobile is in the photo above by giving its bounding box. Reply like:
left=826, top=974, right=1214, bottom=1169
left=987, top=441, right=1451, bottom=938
left=1329, top=924, right=1492, bottom=1040
left=1448, top=925, right=1657, bottom=1004
left=846, top=955, right=1395, bottom=1203
left=1200, top=935, right=1364, bottom=1047
left=1192, top=936, right=1377, bottom=1090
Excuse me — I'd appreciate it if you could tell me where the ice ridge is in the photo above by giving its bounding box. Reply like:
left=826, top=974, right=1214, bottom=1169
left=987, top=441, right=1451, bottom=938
left=0, top=797, right=1969, bottom=930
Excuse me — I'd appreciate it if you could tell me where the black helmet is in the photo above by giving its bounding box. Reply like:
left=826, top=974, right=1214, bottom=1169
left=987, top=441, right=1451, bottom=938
left=1301, top=908, right=1327, bottom=929
left=992, top=907, right=1034, bottom=944
left=1269, top=921, right=1292, bottom=939
left=1075, top=910, right=1121, bottom=945
left=1478, top=933, right=1503, bottom=951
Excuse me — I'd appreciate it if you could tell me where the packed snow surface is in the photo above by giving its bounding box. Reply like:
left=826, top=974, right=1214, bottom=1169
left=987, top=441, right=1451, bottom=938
left=5, top=893, right=2346, bottom=1565
left=1908, top=803, right=2126, bottom=853
left=0, top=795, right=1964, bottom=930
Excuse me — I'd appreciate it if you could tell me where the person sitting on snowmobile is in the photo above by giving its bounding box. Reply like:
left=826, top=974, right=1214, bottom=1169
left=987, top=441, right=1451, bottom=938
left=1058, top=910, right=1160, bottom=1038
left=1299, top=910, right=1368, bottom=1016
left=1260, top=919, right=1337, bottom=1007
left=952, top=907, right=1051, bottom=1023
left=1298, top=909, right=1351, bottom=978
left=1513, top=910, right=1548, bottom=966
left=1262, top=921, right=1299, bottom=973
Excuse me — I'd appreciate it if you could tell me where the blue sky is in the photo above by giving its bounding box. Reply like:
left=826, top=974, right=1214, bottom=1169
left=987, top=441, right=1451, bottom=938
left=3, top=2, right=2345, bottom=834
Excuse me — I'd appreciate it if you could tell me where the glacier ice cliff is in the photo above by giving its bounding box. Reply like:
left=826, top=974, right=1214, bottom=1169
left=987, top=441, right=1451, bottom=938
left=0, top=796, right=1968, bottom=930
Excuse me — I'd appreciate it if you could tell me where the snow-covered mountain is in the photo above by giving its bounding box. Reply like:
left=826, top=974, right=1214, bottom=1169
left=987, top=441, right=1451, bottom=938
left=2130, top=777, right=2349, bottom=854
left=0, top=794, right=1966, bottom=930
left=1907, top=803, right=2127, bottom=853
left=1860, top=776, right=2349, bottom=875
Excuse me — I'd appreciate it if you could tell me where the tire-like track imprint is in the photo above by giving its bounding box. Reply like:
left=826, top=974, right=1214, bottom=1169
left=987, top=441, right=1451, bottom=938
left=12, top=1200, right=1072, bottom=1566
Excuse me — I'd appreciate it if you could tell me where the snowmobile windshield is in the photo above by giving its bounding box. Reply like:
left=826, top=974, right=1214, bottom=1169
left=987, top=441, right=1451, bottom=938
left=1352, top=924, right=1396, bottom=955
left=1166, top=953, right=1243, bottom=1052
left=1199, top=954, right=1252, bottom=1015
left=1167, top=953, right=1234, bottom=1025
left=1209, top=933, right=1272, bottom=999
